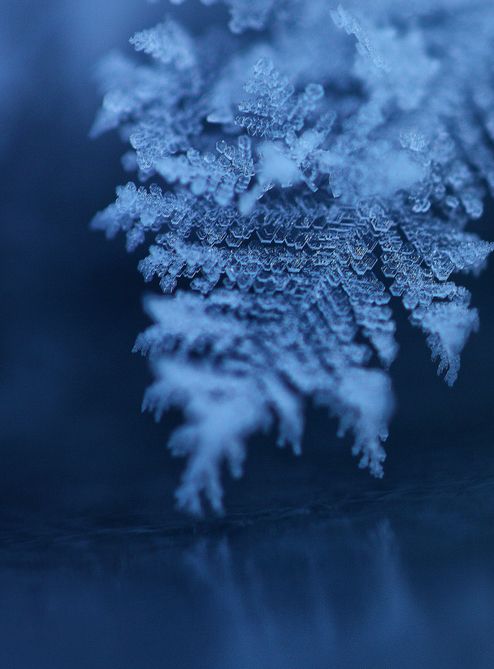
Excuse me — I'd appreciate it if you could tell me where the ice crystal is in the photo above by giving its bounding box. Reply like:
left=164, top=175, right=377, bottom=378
left=93, top=0, right=494, bottom=513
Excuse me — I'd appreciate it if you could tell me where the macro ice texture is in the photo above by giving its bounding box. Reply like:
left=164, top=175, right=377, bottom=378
left=92, top=1, right=494, bottom=513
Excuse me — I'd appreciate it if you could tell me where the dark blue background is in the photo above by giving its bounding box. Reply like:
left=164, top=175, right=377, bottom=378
left=1, top=2, right=494, bottom=667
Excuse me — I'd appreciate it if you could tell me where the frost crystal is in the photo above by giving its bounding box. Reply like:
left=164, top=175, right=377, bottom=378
left=93, top=1, right=494, bottom=513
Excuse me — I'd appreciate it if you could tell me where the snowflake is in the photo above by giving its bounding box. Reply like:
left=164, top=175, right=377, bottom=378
left=92, top=1, right=494, bottom=513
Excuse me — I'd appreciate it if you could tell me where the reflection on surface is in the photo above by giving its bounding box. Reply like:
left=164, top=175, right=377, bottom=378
left=1, top=478, right=494, bottom=669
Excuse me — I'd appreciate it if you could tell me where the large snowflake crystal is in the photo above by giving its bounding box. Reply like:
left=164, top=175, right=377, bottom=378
left=93, top=1, right=494, bottom=513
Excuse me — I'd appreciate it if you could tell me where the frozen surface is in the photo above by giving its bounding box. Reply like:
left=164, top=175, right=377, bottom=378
left=2, top=446, right=494, bottom=669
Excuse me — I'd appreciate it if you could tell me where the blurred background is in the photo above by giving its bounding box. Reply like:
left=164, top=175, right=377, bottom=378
left=1, top=1, right=494, bottom=667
